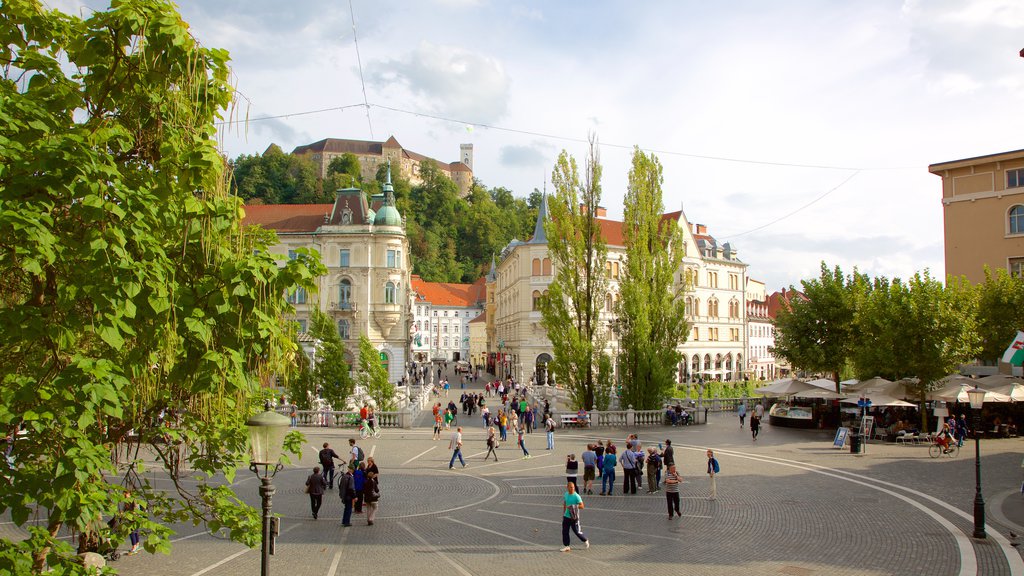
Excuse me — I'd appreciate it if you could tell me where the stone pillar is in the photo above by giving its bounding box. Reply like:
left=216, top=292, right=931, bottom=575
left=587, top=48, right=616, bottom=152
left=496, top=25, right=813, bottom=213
left=591, top=406, right=600, bottom=428
left=400, top=405, right=413, bottom=429
left=626, top=405, right=635, bottom=427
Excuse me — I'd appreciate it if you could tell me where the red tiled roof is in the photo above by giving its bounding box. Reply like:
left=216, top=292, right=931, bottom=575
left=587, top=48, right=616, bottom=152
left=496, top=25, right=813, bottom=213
left=468, top=312, right=487, bottom=324
left=242, top=204, right=333, bottom=232
left=291, top=138, right=384, bottom=156
left=412, top=275, right=486, bottom=307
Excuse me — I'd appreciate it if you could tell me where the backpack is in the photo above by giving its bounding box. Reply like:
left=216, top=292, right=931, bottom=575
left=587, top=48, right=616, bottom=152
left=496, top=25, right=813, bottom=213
left=711, top=458, right=720, bottom=474
left=356, top=446, right=365, bottom=462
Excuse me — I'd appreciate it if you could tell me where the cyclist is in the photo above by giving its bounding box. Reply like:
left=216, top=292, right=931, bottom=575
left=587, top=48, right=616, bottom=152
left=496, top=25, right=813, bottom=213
left=935, top=422, right=954, bottom=454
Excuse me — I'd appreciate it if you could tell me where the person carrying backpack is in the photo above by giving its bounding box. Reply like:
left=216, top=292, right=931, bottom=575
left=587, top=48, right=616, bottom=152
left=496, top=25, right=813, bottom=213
left=645, top=447, right=662, bottom=493
left=707, top=449, right=719, bottom=500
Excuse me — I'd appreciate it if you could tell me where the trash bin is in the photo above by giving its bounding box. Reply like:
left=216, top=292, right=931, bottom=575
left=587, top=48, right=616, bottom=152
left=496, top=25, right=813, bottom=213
left=850, top=434, right=862, bottom=454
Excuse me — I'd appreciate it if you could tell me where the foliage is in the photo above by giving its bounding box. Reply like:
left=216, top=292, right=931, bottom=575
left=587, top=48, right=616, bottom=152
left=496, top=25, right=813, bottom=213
left=0, top=1, right=324, bottom=572
left=540, top=138, right=610, bottom=410
left=308, top=309, right=353, bottom=409
left=230, top=145, right=326, bottom=204
left=617, top=148, right=689, bottom=410
left=771, top=263, right=865, bottom=393
left=357, top=336, right=396, bottom=411
left=286, top=335, right=316, bottom=410
left=327, top=153, right=362, bottom=189
left=974, top=267, right=1024, bottom=364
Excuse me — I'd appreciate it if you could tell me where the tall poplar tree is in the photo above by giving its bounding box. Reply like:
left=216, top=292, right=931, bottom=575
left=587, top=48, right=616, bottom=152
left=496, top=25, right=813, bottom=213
left=617, top=148, right=689, bottom=410
left=540, top=137, right=611, bottom=410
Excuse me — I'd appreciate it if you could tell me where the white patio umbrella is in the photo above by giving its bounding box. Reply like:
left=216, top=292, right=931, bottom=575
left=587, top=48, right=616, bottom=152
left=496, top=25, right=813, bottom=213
left=976, top=375, right=1024, bottom=401
left=845, top=376, right=893, bottom=393
left=840, top=394, right=917, bottom=408
left=793, top=387, right=846, bottom=399
left=805, top=377, right=842, bottom=392
left=754, top=378, right=813, bottom=397
left=928, top=384, right=1012, bottom=403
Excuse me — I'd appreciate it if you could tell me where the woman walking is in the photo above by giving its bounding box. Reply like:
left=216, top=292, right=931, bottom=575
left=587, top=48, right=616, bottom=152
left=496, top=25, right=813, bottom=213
left=517, top=425, right=530, bottom=459
left=485, top=426, right=499, bottom=461
left=560, top=481, right=590, bottom=552
left=305, top=466, right=327, bottom=520
left=363, top=471, right=380, bottom=525
left=600, top=445, right=616, bottom=495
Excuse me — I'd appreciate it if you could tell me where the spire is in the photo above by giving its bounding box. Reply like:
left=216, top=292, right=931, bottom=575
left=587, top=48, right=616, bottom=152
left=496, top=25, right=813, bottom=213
left=383, top=160, right=395, bottom=203
left=527, top=187, right=548, bottom=244
left=487, top=253, right=497, bottom=281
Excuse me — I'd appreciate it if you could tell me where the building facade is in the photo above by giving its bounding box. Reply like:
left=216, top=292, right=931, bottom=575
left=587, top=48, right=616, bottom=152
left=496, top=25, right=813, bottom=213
left=292, top=135, right=474, bottom=196
left=929, top=149, right=1024, bottom=283
left=492, top=198, right=749, bottom=387
left=242, top=176, right=411, bottom=383
left=410, top=276, right=486, bottom=362
left=745, top=278, right=777, bottom=381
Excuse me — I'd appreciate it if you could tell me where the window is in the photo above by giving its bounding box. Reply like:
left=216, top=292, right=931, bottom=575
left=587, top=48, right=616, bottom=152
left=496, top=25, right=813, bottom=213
left=605, top=294, right=613, bottom=312
left=542, top=258, right=552, bottom=276
left=1010, top=205, right=1024, bottom=235
left=454, top=325, right=459, bottom=333
left=443, top=337, right=449, bottom=348
left=442, top=325, right=448, bottom=333
left=708, top=299, right=719, bottom=318
left=286, top=287, right=307, bottom=305
left=338, top=279, right=351, bottom=309
left=692, top=327, right=699, bottom=341
left=605, top=261, right=612, bottom=278
left=1011, top=257, right=1024, bottom=277
left=685, top=297, right=693, bottom=316
left=387, top=249, right=397, bottom=268
left=532, top=290, right=542, bottom=311
left=339, top=249, right=350, bottom=267
left=729, top=274, right=739, bottom=290
left=433, top=337, right=439, bottom=347
left=385, top=281, right=397, bottom=304
left=1008, top=169, right=1024, bottom=189
left=337, top=319, right=350, bottom=339
left=731, top=328, right=740, bottom=341
left=612, top=261, right=619, bottom=278
left=532, top=258, right=541, bottom=276
left=433, top=311, right=438, bottom=316
left=708, top=271, right=718, bottom=288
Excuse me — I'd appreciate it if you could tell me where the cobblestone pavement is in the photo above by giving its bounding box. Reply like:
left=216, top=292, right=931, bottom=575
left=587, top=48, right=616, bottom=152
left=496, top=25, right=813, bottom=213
left=5, top=379, right=1023, bottom=575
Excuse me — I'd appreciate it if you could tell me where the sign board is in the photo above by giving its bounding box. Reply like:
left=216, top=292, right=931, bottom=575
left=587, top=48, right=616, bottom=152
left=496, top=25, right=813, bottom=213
left=833, top=427, right=850, bottom=449
left=862, top=416, right=874, bottom=440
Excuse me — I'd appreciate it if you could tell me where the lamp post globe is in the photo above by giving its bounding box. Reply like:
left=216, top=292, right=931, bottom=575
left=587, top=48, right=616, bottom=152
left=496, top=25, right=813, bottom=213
left=246, top=403, right=291, bottom=576
left=966, top=386, right=987, bottom=539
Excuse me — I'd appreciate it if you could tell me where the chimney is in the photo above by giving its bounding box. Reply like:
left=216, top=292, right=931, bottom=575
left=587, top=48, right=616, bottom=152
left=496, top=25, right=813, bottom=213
left=578, top=204, right=608, bottom=217
left=696, top=224, right=707, bottom=235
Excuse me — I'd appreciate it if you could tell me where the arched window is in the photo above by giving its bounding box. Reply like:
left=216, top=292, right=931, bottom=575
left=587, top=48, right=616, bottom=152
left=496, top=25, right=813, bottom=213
left=532, top=290, right=542, bottom=311
left=703, top=354, right=712, bottom=370
left=385, top=281, right=397, bottom=304
left=685, top=297, right=693, bottom=316
left=338, top=279, right=352, bottom=309
left=694, top=298, right=701, bottom=317
left=1010, top=205, right=1024, bottom=235
left=709, top=299, right=719, bottom=318
left=337, top=319, right=350, bottom=339
left=532, top=258, right=541, bottom=276
left=605, top=294, right=613, bottom=312
left=542, top=258, right=552, bottom=276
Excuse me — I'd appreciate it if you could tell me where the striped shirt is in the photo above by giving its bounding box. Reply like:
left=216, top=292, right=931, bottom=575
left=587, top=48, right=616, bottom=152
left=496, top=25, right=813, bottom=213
left=664, top=471, right=681, bottom=493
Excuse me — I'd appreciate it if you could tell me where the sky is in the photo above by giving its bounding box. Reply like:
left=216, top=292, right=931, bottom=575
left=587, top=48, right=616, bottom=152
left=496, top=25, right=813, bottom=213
left=53, top=0, right=1024, bottom=292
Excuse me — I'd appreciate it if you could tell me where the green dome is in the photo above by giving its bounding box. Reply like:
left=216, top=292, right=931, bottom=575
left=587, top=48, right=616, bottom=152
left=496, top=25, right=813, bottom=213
left=374, top=205, right=402, bottom=226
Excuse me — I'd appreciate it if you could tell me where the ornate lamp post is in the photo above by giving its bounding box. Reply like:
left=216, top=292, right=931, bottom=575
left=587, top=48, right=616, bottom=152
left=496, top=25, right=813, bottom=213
left=246, top=402, right=291, bottom=576
left=967, top=386, right=987, bottom=539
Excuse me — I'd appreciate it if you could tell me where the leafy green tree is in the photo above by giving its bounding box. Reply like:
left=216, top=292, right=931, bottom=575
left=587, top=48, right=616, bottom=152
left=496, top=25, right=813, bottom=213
left=540, top=139, right=610, bottom=410
left=852, top=272, right=979, bottom=428
left=230, top=145, right=324, bottom=204
left=616, top=148, right=689, bottom=410
left=308, top=309, right=354, bottom=409
left=287, top=335, right=317, bottom=410
left=357, top=336, right=396, bottom=411
left=974, top=267, right=1024, bottom=364
left=0, top=1, right=324, bottom=572
left=772, top=263, right=864, bottom=393
left=327, top=153, right=362, bottom=187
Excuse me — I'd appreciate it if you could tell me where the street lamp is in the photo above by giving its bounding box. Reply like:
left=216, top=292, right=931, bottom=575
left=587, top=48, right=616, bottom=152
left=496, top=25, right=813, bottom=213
left=967, top=385, right=987, bottom=539
left=246, top=401, right=291, bottom=576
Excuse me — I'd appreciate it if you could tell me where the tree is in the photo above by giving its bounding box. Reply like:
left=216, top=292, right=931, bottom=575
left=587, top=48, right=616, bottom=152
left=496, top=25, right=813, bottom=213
left=308, top=309, right=354, bottom=409
left=327, top=153, right=362, bottom=188
left=357, top=336, right=396, bottom=411
left=974, top=267, right=1024, bottom=364
left=772, top=264, right=864, bottom=393
left=540, top=138, right=610, bottom=410
left=616, top=148, right=689, bottom=410
left=0, top=1, right=324, bottom=572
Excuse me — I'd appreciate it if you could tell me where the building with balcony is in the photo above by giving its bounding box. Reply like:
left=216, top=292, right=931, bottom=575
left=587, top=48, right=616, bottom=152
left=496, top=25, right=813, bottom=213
left=242, top=171, right=411, bottom=383
left=929, top=149, right=1024, bottom=283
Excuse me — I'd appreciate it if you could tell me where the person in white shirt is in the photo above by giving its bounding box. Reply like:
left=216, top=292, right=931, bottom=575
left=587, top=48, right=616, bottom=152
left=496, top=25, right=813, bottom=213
left=448, top=426, right=466, bottom=469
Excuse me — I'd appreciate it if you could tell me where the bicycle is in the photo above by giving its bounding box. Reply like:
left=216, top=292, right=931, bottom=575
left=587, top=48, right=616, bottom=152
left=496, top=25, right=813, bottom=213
left=358, top=420, right=381, bottom=439
left=928, top=438, right=959, bottom=458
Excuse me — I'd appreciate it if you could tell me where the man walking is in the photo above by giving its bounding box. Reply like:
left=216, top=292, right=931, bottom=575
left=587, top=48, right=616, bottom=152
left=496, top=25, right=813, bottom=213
left=581, top=444, right=597, bottom=495
left=449, top=426, right=466, bottom=469
left=664, top=464, right=682, bottom=519
left=545, top=414, right=556, bottom=450
left=318, top=442, right=342, bottom=489
left=738, top=402, right=747, bottom=429
left=338, top=466, right=355, bottom=527
left=560, top=481, right=590, bottom=552
left=662, top=439, right=674, bottom=468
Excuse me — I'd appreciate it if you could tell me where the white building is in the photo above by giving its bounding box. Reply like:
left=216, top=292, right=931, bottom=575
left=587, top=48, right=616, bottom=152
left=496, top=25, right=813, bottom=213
left=745, top=278, right=777, bottom=381
left=411, top=275, right=486, bottom=362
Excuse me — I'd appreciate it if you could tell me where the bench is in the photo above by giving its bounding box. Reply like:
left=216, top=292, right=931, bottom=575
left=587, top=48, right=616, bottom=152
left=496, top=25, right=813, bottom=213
left=560, top=414, right=590, bottom=428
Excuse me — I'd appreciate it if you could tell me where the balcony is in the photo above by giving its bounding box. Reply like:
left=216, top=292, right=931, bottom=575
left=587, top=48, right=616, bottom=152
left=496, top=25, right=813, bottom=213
left=329, top=301, right=357, bottom=314
left=372, top=302, right=403, bottom=339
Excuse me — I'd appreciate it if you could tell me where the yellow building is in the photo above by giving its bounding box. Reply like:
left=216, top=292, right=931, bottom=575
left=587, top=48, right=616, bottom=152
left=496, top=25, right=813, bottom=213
left=929, top=149, right=1024, bottom=282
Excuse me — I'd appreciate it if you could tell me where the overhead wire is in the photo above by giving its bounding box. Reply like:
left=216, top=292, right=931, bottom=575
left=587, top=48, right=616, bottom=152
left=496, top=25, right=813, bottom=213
left=349, top=0, right=374, bottom=139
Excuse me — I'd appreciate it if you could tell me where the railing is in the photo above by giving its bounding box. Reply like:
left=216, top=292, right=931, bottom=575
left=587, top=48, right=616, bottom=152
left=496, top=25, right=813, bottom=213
left=329, top=301, right=356, bottom=312
left=276, top=409, right=405, bottom=429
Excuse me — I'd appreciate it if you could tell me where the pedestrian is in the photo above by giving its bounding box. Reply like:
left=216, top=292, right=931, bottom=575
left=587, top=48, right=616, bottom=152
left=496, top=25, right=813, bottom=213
left=560, top=481, right=590, bottom=552
left=524, top=407, right=534, bottom=434
left=566, top=454, right=579, bottom=493
left=318, top=442, right=343, bottom=489
left=349, top=438, right=363, bottom=467
left=365, top=456, right=379, bottom=477
left=498, top=410, right=508, bottom=442
left=485, top=426, right=499, bottom=461
left=594, top=441, right=605, bottom=478
left=750, top=412, right=761, bottom=441
left=305, top=466, right=327, bottom=519
left=517, top=425, right=531, bottom=459
left=338, top=465, right=355, bottom=527
left=600, top=445, right=616, bottom=496
left=664, top=464, right=682, bottom=519
left=581, top=444, right=597, bottom=495
left=433, top=410, right=443, bottom=440
left=662, top=439, right=674, bottom=468
left=449, top=426, right=466, bottom=469
left=706, top=449, right=719, bottom=500
left=353, top=462, right=366, bottom=513
left=955, top=413, right=969, bottom=447
left=545, top=414, right=556, bottom=450
left=363, top=471, right=380, bottom=526
left=620, top=442, right=638, bottom=494
left=738, top=402, right=747, bottom=429
left=645, top=447, right=661, bottom=493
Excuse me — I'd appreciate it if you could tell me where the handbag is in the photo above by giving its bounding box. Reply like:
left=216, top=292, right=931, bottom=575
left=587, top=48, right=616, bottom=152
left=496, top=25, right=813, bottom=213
left=567, top=504, right=580, bottom=521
